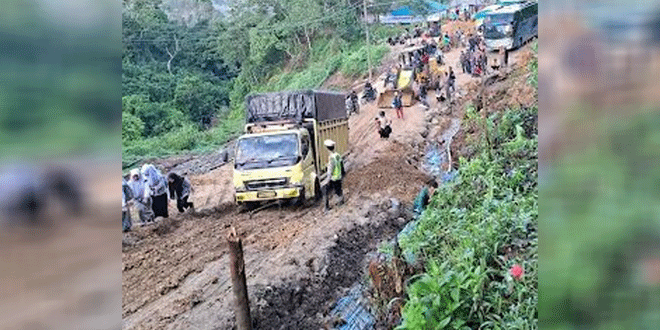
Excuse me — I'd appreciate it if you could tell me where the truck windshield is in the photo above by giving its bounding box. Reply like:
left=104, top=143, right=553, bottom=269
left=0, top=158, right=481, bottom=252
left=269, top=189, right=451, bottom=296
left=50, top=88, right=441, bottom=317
left=235, top=133, right=300, bottom=170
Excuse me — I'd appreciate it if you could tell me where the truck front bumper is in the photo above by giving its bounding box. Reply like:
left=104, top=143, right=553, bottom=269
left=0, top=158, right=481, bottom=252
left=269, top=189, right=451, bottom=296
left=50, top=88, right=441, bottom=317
left=235, top=186, right=303, bottom=203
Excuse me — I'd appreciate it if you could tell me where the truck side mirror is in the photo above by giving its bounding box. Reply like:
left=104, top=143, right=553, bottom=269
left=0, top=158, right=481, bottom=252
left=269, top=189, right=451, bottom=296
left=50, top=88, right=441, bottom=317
left=302, top=144, right=309, bottom=157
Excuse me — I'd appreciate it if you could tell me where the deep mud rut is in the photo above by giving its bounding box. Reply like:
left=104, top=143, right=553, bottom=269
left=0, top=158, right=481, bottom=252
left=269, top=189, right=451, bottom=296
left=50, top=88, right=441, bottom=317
left=122, top=32, right=535, bottom=330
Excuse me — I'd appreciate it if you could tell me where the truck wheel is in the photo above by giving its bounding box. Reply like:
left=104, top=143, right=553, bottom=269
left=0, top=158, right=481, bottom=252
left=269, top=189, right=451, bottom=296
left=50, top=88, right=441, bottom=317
left=239, top=201, right=258, bottom=212
left=292, top=187, right=305, bottom=207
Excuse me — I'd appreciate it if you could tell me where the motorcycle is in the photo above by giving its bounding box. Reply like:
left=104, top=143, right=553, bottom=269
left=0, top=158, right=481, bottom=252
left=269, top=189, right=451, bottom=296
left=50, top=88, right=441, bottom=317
left=361, top=87, right=377, bottom=104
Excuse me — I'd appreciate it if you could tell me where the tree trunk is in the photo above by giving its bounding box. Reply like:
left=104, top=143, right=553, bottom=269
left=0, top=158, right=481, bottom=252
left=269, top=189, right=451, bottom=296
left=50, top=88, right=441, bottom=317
left=304, top=27, right=312, bottom=51
left=166, top=36, right=180, bottom=75
left=228, top=228, right=252, bottom=330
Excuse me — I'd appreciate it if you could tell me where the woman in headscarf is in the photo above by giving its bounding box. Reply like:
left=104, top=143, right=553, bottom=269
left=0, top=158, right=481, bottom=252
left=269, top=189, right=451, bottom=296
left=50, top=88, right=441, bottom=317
left=141, top=164, right=168, bottom=219
left=167, top=172, right=194, bottom=213
left=128, top=168, right=154, bottom=224
left=122, top=178, right=133, bottom=232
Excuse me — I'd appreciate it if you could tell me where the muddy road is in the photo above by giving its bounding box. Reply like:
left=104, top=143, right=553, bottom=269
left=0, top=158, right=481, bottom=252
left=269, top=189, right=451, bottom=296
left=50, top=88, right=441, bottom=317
left=122, top=31, right=536, bottom=330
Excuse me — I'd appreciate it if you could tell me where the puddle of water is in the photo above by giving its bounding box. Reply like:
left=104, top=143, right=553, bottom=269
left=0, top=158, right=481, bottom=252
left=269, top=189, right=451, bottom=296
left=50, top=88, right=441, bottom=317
left=422, top=117, right=462, bottom=181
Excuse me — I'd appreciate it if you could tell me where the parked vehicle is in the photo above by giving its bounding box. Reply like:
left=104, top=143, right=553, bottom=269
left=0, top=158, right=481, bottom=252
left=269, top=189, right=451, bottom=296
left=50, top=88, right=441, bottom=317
left=482, top=1, right=538, bottom=51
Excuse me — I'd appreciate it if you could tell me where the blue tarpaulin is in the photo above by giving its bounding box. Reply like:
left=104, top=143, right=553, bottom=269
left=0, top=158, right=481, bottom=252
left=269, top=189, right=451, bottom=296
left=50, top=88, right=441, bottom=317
left=388, top=1, right=447, bottom=16
left=330, top=285, right=375, bottom=330
left=390, top=6, right=415, bottom=16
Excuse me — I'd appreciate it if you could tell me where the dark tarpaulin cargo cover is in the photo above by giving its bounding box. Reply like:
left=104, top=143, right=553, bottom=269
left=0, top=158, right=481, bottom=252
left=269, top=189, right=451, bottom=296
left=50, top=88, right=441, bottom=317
left=246, top=90, right=346, bottom=124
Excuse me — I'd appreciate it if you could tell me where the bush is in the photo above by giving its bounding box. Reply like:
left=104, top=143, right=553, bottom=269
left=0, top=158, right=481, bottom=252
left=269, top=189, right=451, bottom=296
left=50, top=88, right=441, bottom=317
left=162, top=124, right=201, bottom=151
left=340, top=44, right=389, bottom=77
left=122, top=112, right=144, bottom=145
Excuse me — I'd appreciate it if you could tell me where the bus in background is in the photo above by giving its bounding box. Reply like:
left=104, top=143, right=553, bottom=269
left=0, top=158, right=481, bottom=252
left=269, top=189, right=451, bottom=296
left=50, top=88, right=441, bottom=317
left=472, top=4, right=500, bottom=29
left=483, top=1, right=538, bottom=51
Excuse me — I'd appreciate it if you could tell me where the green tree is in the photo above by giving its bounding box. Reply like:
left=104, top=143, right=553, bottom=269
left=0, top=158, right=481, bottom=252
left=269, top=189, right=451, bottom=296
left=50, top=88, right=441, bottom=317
left=122, top=111, right=144, bottom=145
left=174, top=74, right=230, bottom=128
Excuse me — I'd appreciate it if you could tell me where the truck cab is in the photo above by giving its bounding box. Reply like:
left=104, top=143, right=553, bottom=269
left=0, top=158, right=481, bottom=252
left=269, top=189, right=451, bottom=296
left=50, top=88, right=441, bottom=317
left=233, top=121, right=320, bottom=204
left=232, top=90, right=348, bottom=206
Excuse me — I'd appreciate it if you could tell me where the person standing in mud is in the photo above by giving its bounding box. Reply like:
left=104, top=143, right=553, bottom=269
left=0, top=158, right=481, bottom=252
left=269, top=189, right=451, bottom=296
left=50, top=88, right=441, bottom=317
left=413, top=178, right=438, bottom=217
left=345, top=94, right=354, bottom=115
left=128, top=169, right=154, bottom=224
left=122, top=178, right=133, bottom=232
left=167, top=172, right=194, bottom=213
left=468, top=34, right=477, bottom=52
left=444, top=67, right=456, bottom=104
left=459, top=51, right=467, bottom=74
left=447, top=67, right=456, bottom=93
left=481, top=51, right=488, bottom=75
left=141, top=164, right=169, bottom=220
left=324, top=140, right=344, bottom=212
left=418, top=80, right=430, bottom=108
left=392, top=91, right=404, bottom=120
left=375, top=111, right=392, bottom=139
left=350, top=90, right=359, bottom=114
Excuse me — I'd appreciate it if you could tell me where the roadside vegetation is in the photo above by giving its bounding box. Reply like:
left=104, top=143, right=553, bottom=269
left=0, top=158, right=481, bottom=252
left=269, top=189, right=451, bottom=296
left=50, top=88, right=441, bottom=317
left=395, top=42, right=539, bottom=329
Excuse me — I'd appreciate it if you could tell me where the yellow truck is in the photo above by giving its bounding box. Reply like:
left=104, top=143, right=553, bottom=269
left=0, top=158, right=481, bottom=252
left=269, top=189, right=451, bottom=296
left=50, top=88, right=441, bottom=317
left=232, top=90, right=349, bottom=206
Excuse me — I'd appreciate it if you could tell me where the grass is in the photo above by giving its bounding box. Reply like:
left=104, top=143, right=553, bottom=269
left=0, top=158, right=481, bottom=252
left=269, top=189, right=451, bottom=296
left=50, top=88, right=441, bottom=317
left=259, top=36, right=390, bottom=93
left=396, top=103, right=538, bottom=329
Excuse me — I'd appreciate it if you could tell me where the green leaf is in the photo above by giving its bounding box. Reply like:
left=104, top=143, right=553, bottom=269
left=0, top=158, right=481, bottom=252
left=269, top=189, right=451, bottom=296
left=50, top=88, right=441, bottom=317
left=438, top=316, right=451, bottom=328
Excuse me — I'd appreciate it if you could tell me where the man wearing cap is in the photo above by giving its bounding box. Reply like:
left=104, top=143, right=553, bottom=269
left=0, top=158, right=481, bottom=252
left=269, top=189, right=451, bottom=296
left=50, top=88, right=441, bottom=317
left=324, top=139, right=344, bottom=212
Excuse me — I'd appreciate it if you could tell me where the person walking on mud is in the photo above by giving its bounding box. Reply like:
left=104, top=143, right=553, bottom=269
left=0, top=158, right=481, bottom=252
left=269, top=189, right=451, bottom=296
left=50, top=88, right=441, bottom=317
left=323, top=139, right=344, bottom=212
left=167, top=172, right=194, bottom=213
left=392, top=91, right=404, bottom=119
left=447, top=67, right=456, bottom=93
left=500, top=46, right=509, bottom=67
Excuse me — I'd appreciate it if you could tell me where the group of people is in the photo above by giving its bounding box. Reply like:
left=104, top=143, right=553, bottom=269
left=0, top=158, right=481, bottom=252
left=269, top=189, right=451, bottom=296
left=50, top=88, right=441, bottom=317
left=122, top=164, right=194, bottom=232
left=459, top=34, right=490, bottom=76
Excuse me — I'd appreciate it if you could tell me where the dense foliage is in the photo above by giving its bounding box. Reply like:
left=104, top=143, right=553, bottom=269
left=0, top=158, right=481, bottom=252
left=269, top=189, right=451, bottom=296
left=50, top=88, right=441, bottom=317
left=122, top=0, right=406, bottom=168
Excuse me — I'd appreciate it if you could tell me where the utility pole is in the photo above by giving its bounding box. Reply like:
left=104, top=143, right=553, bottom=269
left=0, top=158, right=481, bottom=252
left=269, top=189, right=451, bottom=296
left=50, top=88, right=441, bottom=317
left=363, top=0, right=373, bottom=81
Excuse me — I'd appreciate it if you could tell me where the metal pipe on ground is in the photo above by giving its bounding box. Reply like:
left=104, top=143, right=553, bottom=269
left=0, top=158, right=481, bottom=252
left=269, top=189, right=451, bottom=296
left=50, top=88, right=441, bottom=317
left=227, top=228, right=252, bottom=330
